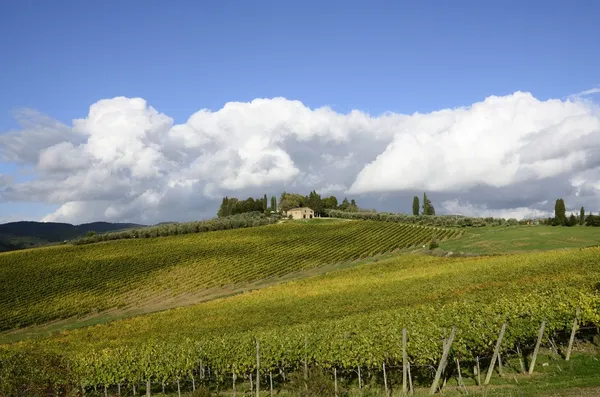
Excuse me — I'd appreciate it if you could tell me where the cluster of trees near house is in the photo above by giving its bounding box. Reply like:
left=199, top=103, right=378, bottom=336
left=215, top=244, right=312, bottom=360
left=217, top=191, right=359, bottom=218
left=545, top=198, right=600, bottom=227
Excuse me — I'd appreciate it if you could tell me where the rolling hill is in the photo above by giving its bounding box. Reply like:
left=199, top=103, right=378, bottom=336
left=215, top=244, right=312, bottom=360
left=0, top=221, right=144, bottom=252
left=0, top=219, right=460, bottom=333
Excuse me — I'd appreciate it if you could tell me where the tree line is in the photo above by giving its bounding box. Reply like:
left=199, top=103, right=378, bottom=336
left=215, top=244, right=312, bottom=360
left=548, top=198, right=600, bottom=226
left=217, top=191, right=360, bottom=217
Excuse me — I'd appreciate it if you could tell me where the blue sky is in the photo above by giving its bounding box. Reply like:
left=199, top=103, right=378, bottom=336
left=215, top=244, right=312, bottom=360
left=1, top=1, right=600, bottom=224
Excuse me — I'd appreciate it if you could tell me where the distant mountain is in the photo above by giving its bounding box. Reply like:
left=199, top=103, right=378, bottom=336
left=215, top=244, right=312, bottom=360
left=0, top=221, right=145, bottom=252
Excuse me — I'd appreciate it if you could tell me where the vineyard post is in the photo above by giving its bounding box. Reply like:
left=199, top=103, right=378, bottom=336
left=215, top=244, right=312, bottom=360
left=269, top=372, right=273, bottom=397
left=192, top=374, right=196, bottom=392
left=498, top=353, right=504, bottom=377
left=145, top=379, right=151, bottom=397
left=516, top=346, right=525, bottom=374
left=528, top=321, right=546, bottom=375
left=407, top=361, right=413, bottom=394
left=304, top=336, right=308, bottom=381
left=383, top=362, right=389, bottom=396
left=133, top=384, right=136, bottom=395
left=429, top=326, right=456, bottom=395
left=250, top=373, right=253, bottom=393
left=233, top=365, right=236, bottom=397
left=118, top=383, right=121, bottom=396
left=104, top=385, right=108, bottom=397
left=475, top=357, right=481, bottom=386
left=566, top=307, right=581, bottom=361
left=176, top=379, right=181, bottom=397
left=402, top=327, right=407, bottom=394
left=484, top=322, right=507, bottom=385
left=334, top=367, right=338, bottom=397
left=256, top=338, right=260, bottom=397
left=455, top=358, right=467, bottom=394
left=358, top=366, right=362, bottom=389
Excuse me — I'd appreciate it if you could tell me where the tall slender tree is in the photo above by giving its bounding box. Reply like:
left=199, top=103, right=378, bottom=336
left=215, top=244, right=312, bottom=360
left=270, top=196, right=277, bottom=212
left=263, top=194, right=268, bottom=212
left=412, top=196, right=420, bottom=216
left=580, top=206, right=585, bottom=226
left=554, top=198, right=566, bottom=225
left=422, top=193, right=435, bottom=215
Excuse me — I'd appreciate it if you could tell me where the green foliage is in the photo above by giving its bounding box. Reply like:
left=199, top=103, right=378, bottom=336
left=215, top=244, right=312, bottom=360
left=0, top=220, right=458, bottom=332
left=422, top=193, right=435, bottom=216
left=73, top=212, right=276, bottom=245
left=585, top=213, right=600, bottom=227
left=412, top=196, right=419, bottom=216
left=286, top=369, right=335, bottom=397
left=428, top=233, right=439, bottom=250
left=270, top=196, right=277, bottom=212
left=2, top=247, right=600, bottom=393
left=218, top=197, right=266, bottom=217
left=580, top=206, right=585, bottom=226
left=554, top=198, right=567, bottom=225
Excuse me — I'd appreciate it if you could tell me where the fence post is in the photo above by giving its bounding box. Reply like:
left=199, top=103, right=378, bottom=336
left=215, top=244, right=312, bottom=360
left=256, top=338, right=260, bottom=397
left=430, top=326, right=456, bottom=395
left=528, top=321, right=546, bottom=374
left=484, top=322, right=507, bottom=385
left=402, top=328, right=408, bottom=394
left=566, top=308, right=581, bottom=361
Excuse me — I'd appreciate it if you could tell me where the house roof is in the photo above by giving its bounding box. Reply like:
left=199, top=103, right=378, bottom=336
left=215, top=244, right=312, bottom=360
left=287, top=207, right=313, bottom=212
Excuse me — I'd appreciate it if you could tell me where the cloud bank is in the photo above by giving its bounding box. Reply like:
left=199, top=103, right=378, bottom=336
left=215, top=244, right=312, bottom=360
left=1, top=91, right=599, bottom=224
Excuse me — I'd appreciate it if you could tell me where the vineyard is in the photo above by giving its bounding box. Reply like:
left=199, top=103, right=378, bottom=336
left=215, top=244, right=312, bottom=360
left=0, top=220, right=461, bottom=333
left=1, top=247, right=600, bottom=395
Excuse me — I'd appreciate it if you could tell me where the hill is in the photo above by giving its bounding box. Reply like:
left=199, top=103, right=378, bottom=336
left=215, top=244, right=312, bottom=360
left=1, top=244, right=599, bottom=395
left=0, top=220, right=460, bottom=333
left=0, top=220, right=144, bottom=252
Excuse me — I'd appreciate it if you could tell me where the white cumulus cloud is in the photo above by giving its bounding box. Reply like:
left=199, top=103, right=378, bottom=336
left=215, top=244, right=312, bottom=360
left=0, top=91, right=599, bottom=224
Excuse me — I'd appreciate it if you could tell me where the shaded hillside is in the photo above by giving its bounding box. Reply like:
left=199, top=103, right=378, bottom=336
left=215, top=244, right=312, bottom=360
left=0, top=221, right=144, bottom=252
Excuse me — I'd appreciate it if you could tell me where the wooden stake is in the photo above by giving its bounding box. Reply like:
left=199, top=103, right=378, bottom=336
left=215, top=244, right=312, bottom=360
left=528, top=321, right=546, bottom=375
left=517, top=346, right=525, bottom=374
left=118, top=383, right=121, bottom=396
left=456, top=358, right=468, bottom=395
left=566, top=308, right=581, bottom=361
left=250, top=373, right=253, bottom=393
left=104, top=385, right=108, bottom=397
left=402, top=327, right=408, bottom=394
left=146, top=379, right=151, bottom=396
left=358, top=366, right=362, bottom=389
left=498, top=353, right=504, bottom=377
left=232, top=365, right=237, bottom=397
left=270, top=372, right=273, bottom=397
left=430, top=326, right=456, bottom=394
left=133, top=384, right=136, bottom=396
left=256, top=338, right=260, bottom=397
left=334, top=367, right=338, bottom=397
left=383, top=362, right=389, bottom=396
left=304, top=336, right=308, bottom=381
left=177, top=380, right=181, bottom=397
left=407, top=362, right=413, bottom=394
left=476, top=357, right=481, bottom=386
left=484, top=322, right=507, bottom=385
left=192, top=375, right=195, bottom=392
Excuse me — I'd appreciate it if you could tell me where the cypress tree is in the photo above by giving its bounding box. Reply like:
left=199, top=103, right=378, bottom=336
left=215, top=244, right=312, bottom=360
left=270, top=196, right=277, bottom=212
left=412, top=196, right=420, bottom=216
left=422, top=193, right=429, bottom=215
left=263, top=194, right=268, bottom=212
left=580, top=206, right=585, bottom=226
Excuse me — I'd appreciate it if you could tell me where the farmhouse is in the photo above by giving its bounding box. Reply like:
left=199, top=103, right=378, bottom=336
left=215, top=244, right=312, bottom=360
left=285, top=207, right=315, bottom=220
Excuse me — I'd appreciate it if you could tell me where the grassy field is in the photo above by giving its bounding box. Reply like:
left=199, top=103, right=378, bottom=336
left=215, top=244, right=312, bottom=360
left=0, top=220, right=460, bottom=334
left=438, top=225, right=600, bottom=254
left=2, top=221, right=600, bottom=395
